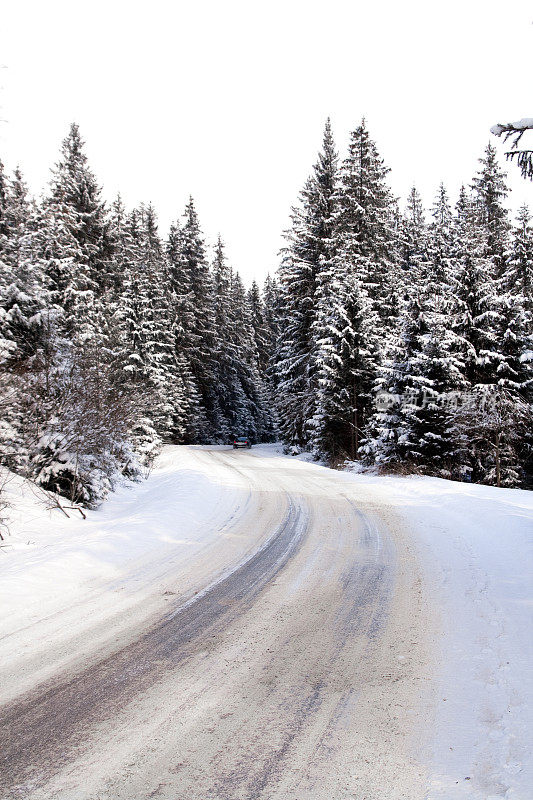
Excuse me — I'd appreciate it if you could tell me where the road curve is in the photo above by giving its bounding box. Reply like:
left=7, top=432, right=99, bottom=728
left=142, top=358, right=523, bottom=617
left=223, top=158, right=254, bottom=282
left=0, top=447, right=435, bottom=800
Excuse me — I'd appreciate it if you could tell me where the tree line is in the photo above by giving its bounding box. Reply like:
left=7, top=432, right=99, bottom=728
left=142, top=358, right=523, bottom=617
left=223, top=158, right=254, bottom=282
left=1, top=119, right=532, bottom=506
left=0, top=125, right=277, bottom=505
left=273, top=119, right=532, bottom=487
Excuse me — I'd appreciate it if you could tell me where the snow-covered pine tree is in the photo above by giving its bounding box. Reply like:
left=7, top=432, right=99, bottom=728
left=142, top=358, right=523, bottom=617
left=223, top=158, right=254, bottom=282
left=364, top=183, right=463, bottom=474
left=22, top=127, right=140, bottom=504
left=261, top=273, right=282, bottom=428
left=0, top=168, right=45, bottom=363
left=450, top=187, right=501, bottom=388
left=408, top=328, right=464, bottom=473
left=231, top=269, right=272, bottom=441
left=310, top=120, right=397, bottom=461
left=400, top=186, right=430, bottom=289
left=116, top=204, right=193, bottom=453
left=275, top=119, right=338, bottom=450
left=49, top=123, right=113, bottom=294
left=210, top=235, right=243, bottom=440
left=173, top=197, right=216, bottom=440
left=333, top=118, right=398, bottom=334
left=0, top=163, right=34, bottom=473
left=262, top=273, right=281, bottom=375
left=247, top=280, right=277, bottom=440
left=248, top=280, right=269, bottom=374
left=506, top=205, right=533, bottom=310
left=311, top=269, right=380, bottom=461
left=167, top=219, right=195, bottom=358
left=165, top=218, right=205, bottom=443
left=452, top=386, right=532, bottom=487
left=471, top=143, right=510, bottom=280
left=426, top=183, right=456, bottom=319
left=449, top=187, right=528, bottom=484
left=497, top=207, right=533, bottom=484
left=362, top=296, right=428, bottom=468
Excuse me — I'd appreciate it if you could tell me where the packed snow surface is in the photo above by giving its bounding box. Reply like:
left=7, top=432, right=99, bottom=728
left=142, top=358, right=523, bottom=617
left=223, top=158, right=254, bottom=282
left=1, top=444, right=532, bottom=799
left=340, top=461, right=533, bottom=799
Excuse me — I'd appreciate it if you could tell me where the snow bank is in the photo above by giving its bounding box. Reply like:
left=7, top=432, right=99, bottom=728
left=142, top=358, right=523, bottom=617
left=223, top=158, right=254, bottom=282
left=0, top=446, right=251, bottom=702
left=0, top=449, right=232, bottom=627
left=340, top=468, right=533, bottom=800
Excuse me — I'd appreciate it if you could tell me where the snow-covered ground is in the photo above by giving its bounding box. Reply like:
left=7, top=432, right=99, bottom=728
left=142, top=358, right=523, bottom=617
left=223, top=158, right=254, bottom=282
left=251, top=444, right=533, bottom=798
left=0, top=447, right=242, bottom=631
left=337, top=465, right=533, bottom=800
left=0, top=446, right=255, bottom=702
left=1, top=444, right=532, bottom=799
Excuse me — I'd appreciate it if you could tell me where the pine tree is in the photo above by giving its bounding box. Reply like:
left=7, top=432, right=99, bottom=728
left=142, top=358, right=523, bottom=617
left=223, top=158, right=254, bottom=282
left=210, top=236, right=242, bottom=440
left=165, top=218, right=205, bottom=442
left=362, top=296, right=429, bottom=467
left=400, top=186, right=430, bottom=289
left=275, top=119, right=339, bottom=449
left=229, top=269, right=270, bottom=440
left=117, top=204, right=193, bottom=447
left=471, top=143, right=510, bottom=279
left=506, top=205, right=533, bottom=310
left=426, top=183, right=455, bottom=318
left=333, top=118, right=398, bottom=332
left=262, top=274, right=281, bottom=371
left=49, top=123, right=112, bottom=294
left=0, top=167, right=45, bottom=364
left=309, top=120, right=397, bottom=460
left=448, top=188, right=530, bottom=484
left=311, top=270, right=380, bottom=460
left=451, top=188, right=501, bottom=388
left=173, top=198, right=215, bottom=439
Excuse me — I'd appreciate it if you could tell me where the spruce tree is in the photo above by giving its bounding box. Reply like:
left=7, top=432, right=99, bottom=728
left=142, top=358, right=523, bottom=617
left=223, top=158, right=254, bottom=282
left=506, top=205, right=533, bottom=310
left=49, top=123, right=112, bottom=294
left=471, top=143, right=510, bottom=279
left=275, top=119, right=339, bottom=449
left=426, top=183, right=455, bottom=318
left=400, top=186, right=430, bottom=289
left=210, top=236, right=241, bottom=440
left=311, top=271, right=380, bottom=460
left=174, top=198, right=215, bottom=439
left=451, top=188, right=501, bottom=388
left=333, top=118, right=398, bottom=332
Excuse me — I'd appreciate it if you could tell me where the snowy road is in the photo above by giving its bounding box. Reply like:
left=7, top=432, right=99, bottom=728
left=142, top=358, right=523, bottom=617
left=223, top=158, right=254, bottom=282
left=1, top=446, right=531, bottom=799
left=0, top=447, right=434, bottom=799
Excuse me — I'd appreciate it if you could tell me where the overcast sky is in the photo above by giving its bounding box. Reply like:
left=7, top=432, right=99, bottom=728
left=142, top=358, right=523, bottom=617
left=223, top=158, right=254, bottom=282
left=0, top=0, right=531, bottom=284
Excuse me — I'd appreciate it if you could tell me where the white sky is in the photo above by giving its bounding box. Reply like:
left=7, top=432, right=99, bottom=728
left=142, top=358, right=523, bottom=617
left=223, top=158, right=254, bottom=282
left=0, top=0, right=531, bottom=284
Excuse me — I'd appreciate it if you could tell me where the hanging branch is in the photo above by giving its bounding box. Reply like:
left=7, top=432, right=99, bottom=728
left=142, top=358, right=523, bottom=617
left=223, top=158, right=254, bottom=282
left=491, top=118, right=533, bottom=180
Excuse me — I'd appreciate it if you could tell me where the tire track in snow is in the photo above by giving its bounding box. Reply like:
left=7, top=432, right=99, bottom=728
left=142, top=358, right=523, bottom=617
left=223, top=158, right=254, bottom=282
left=0, top=493, right=309, bottom=798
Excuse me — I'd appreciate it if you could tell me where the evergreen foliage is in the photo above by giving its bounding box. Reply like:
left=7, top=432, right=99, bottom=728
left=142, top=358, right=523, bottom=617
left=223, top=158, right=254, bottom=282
left=0, top=126, right=274, bottom=504
left=273, top=123, right=532, bottom=487
left=1, top=119, right=531, bottom=500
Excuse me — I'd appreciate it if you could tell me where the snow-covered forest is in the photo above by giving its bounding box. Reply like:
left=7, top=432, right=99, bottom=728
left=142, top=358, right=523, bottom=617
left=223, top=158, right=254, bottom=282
left=275, top=119, right=532, bottom=487
left=1, top=118, right=532, bottom=507
left=0, top=124, right=277, bottom=505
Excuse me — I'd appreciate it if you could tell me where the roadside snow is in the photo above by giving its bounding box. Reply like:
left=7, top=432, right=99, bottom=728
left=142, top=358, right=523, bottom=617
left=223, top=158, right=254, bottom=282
left=338, top=467, right=533, bottom=800
left=1, top=445, right=531, bottom=798
left=0, top=446, right=251, bottom=701
left=1, top=447, right=242, bottom=630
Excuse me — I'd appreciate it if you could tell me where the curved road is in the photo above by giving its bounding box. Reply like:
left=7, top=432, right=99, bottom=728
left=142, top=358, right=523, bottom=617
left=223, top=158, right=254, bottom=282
left=0, top=447, right=434, bottom=800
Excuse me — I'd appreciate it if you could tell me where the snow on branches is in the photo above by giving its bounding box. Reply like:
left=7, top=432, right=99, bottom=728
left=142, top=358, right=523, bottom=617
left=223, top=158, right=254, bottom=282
left=491, top=118, right=533, bottom=180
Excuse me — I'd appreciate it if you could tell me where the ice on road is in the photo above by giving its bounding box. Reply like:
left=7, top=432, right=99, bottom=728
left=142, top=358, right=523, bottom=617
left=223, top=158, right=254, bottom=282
left=0, top=445, right=531, bottom=799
